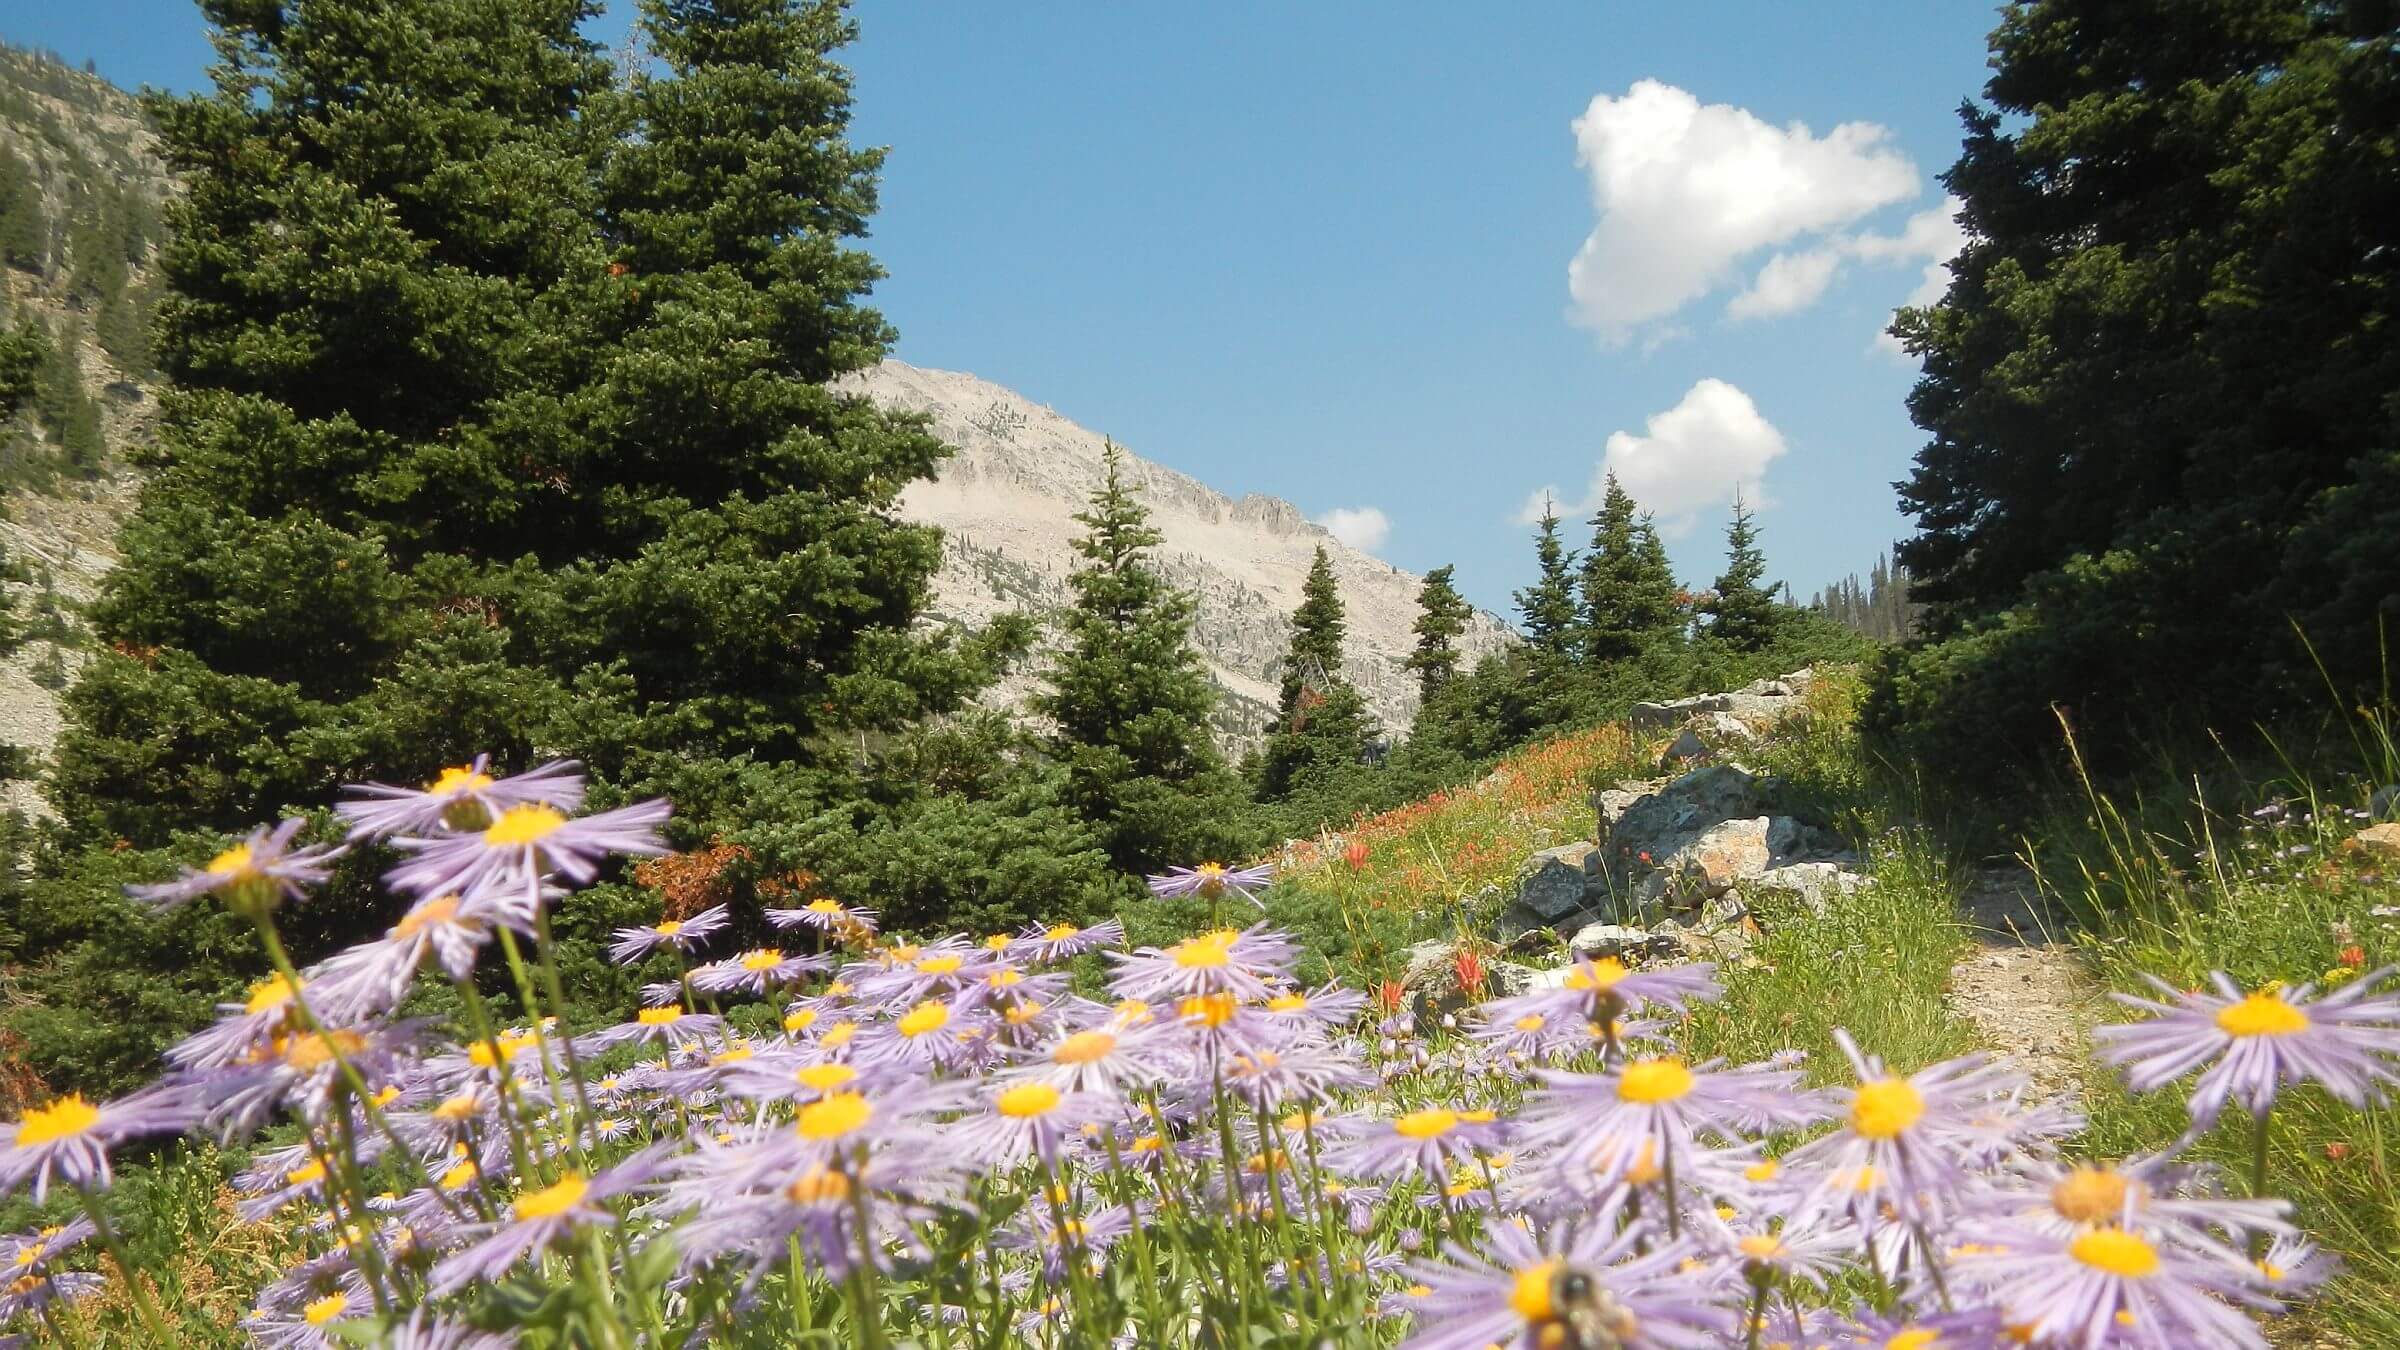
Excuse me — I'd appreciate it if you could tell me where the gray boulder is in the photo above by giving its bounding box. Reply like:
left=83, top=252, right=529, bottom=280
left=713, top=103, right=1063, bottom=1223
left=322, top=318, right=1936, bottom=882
left=2371, top=784, right=2400, bottom=822
left=1745, top=860, right=1870, bottom=913
left=1511, top=841, right=1601, bottom=921
left=1567, top=922, right=1683, bottom=964
left=1656, top=728, right=1709, bottom=772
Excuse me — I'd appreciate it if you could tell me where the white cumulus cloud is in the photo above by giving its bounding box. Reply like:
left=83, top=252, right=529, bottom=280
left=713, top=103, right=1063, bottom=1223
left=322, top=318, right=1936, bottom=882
left=1566, top=80, right=1919, bottom=342
left=1854, top=195, right=1968, bottom=355
left=1315, top=506, right=1391, bottom=554
left=1518, top=379, right=1787, bottom=536
left=1728, top=248, right=1843, bottom=321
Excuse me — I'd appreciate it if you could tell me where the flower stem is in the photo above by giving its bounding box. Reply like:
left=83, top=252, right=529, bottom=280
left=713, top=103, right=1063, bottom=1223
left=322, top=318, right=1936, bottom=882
left=76, top=1186, right=172, bottom=1345
left=2250, top=1107, right=2274, bottom=1259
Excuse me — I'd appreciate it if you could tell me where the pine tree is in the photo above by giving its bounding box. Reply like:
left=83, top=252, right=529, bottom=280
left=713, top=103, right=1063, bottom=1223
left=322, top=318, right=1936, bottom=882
left=1514, top=502, right=1579, bottom=658
left=1258, top=545, right=1373, bottom=801
left=1404, top=564, right=1471, bottom=705
left=15, top=0, right=1051, bottom=1092
left=1579, top=472, right=1686, bottom=666
left=0, top=145, right=41, bottom=273
left=1037, top=443, right=1244, bottom=872
left=1278, top=545, right=1348, bottom=716
left=1701, top=491, right=1779, bottom=651
left=0, top=317, right=38, bottom=422
left=31, top=319, right=102, bottom=475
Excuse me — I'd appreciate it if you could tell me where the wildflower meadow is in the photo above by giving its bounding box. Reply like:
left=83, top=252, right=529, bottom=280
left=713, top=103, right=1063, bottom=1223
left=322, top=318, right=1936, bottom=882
left=2, top=750, right=2393, bottom=1348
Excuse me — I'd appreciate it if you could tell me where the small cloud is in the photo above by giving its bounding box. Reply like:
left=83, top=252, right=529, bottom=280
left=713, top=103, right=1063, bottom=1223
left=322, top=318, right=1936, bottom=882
left=1728, top=248, right=1843, bottom=321
left=1851, top=195, right=1967, bottom=356
left=1316, top=505, right=1391, bottom=553
left=1529, top=379, right=1788, bottom=536
left=1566, top=80, right=1919, bottom=343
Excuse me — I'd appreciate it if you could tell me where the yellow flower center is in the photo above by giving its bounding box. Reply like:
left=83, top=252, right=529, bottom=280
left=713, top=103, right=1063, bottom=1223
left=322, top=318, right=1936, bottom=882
left=896, top=1001, right=950, bottom=1037
left=433, top=1092, right=479, bottom=1122
left=710, top=1045, right=753, bottom=1066
left=468, top=1031, right=536, bottom=1069
left=773, top=1066, right=850, bottom=1099
left=1564, top=956, right=1629, bottom=991
left=637, top=1007, right=684, bottom=1026
left=1508, top=1259, right=1559, bottom=1321
left=441, top=1160, right=480, bottom=1191
left=786, top=1165, right=850, bottom=1205
left=304, top=1292, right=349, bottom=1326
left=1739, top=1234, right=1785, bottom=1261
left=988, top=968, right=1024, bottom=988
left=425, top=765, right=495, bottom=796
left=796, top=1091, right=873, bottom=1142
left=245, top=973, right=302, bottom=1016
left=916, top=954, right=965, bottom=976
left=1261, top=992, right=1307, bottom=1014
left=998, top=1083, right=1064, bottom=1118
left=207, top=842, right=257, bottom=879
left=654, top=919, right=683, bottom=936
left=1885, top=1330, right=1940, bottom=1350
left=2050, top=1166, right=2133, bottom=1224
left=1179, top=993, right=1240, bottom=1028
left=1171, top=930, right=1239, bottom=969
left=1052, top=1030, right=1119, bottom=1065
left=2216, top=992, right=2310, bottom=1038
left=285, top=1160, right=326, bottom=1187
left=1393, top=1108, right=1459, bottom=1140
left=1514, top=1014, right=1547, bottom=1032
left=739, top=948, right=785, bottom=973
left=2069, top=1227, right=2159, bottom=1278
left=1852, top=1077, right=1926, bottom=1140
left=282, top=1029, right=367, bottom=1072
left=1617, top=1057, right=1696, bottom=1104
left=484, top=804, right=567, bottom=847
left=1043, top=924, right=1079, bottom=942
left=393, top=894, right=462, bottom=938
left=784, top=1009, right=819, bottom=1033
left=1745, top=1159, right=1781, bottom=1183
left=819, top=1020, right=857, bottom=1049
left=511, top=1172, right=589, bottom=1222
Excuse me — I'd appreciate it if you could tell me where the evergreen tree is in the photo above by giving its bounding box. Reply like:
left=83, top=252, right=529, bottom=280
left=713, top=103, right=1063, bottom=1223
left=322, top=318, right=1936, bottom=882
left=1257, top=546, right=1373, bottom=801
left=1513, top=502, right=1579, bottom=658
left=32, top=319, right=101, bottom=475
left=1404, top=563, right=1470, bottom=705
left=1278, top=544, right=1348, bottom=715
left=1701, top=492, right=1779, bottom=651
left=12, top=0, right=1044, bottom=1092
left=0, top=317, right=37, bottom=422
left=0, top=144, right=40, bottom=273
left=1875, top=0, right=2400, bottom=779
left=1580, top=473, right=1686, bottom=665
left=1037, top=443, right=1245, bottom=873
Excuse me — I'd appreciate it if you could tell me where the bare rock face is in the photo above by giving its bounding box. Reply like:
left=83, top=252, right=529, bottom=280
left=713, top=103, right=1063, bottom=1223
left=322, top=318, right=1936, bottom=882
left=849, top=361, right=1516, bottom=748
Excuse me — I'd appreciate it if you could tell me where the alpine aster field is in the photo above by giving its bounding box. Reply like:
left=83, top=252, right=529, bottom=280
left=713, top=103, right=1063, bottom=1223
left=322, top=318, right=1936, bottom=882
left=2, top=754, right=2395, bottom=1347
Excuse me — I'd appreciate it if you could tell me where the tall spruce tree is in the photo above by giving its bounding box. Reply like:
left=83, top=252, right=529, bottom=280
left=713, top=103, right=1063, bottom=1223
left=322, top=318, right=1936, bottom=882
left=0, top=145, right=41, bottom=273
left=1701, top=491, right=1779, bottom=651
left=1580, top=472, right=1684, bottom=664
left=11, top=0, right=1026, bottom=1091
left=1514, top=502, right=1579, bottom=658
left=1404, top=564, right=1471, bottom=705
left=1037, top=444, right=1244, bottom=872
left=1875, top=0, right=2400, bottom=779
left=1257, top=545, right=1373, bottom=801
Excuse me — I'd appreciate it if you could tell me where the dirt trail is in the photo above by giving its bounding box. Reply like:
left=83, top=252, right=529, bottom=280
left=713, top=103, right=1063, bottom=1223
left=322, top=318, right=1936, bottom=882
left=1946, top=863, right=2096, bottom=1097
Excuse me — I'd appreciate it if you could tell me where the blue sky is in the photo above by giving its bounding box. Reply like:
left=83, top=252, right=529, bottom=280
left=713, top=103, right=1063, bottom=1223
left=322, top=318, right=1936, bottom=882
left=8, top=1, right=2002, bottom=616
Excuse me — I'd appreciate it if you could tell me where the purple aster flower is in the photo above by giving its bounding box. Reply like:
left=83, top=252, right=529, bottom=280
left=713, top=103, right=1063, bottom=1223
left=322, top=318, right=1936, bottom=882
left=1827, top=1308, right=2011, bottom=1348
left=1702, top=1209, right=1861, bottom=1290
left=1006, top=1011, right=1186, bottom=1099
left=0, top=1269, right=104, bottom=1325
left=309, top=890, right=508, bottom=1018
left=852, top=997, right=994, bottom=1073
left=247, top=1285, right=371, bottom=1348
left=997, top=1201, right=1136, bottom=1283
left=1954, top=1217, right=2271, bottom=1348
left=1329, top=1103, right=1509, bottom=1184
left=0, top=1080, right=200, bottom=1201
left=1967, top=1153, right=2291, bottom=1261
left=688, top=946, right=830, bottom=998
left=1522, top=1056, right=1824, bottom=1199
left=386, top=795, right=671, bottom=909
left=2251, top=1233, right=2339, bottom=1296
left=2093, top=969, right=2400, bottom=1126
left=1219, top=1041, right=1371, bottom=1112
left=607, top=903, right=731, bottom=964
left=1106, top=924, right=1298, bottom=1003
left=427, top=1143, right=672, bottom=1293
left=1479, top=957, right=1722, bottom=1052
left=1399, top=1217, right=1730, bottom=1350
left=766, top=895, right=879, bottom=937
left=576, top=1006, right=729, bottom=1054
left=1011, top=917, right=1125, bottom=963
left=125, top=818, right=342, bottom=916
left=1144, top=860, right=1277, bottom=908
left=1788, top=1031, right=2025, bottom=1227
left=667, top=1145, right=946, bottom=1285
left=852, top=938, right=999, bottom=1005
left=1258, top=981, right=1369, bottom=1034
left=167, top=971, right=315, bottom=1070
left=953, top=1080, right=1109, bottom=1166
left=198, top=1020, right=433, bottom=1136
left=383, top=1309, right=514, bottom=1350
left=0, top=1217, right=92, bottom=1278
left=336, top=755, right=585, bottom=840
